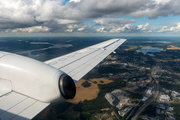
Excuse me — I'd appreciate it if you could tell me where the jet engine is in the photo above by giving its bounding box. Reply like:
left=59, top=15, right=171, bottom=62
left=0, top=52, right=76, bottom=103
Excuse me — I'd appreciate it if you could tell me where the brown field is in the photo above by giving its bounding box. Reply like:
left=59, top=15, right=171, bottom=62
left=167, top=45, right=180, bottom=50
left=90, top=78, right=113, bottom=85
left=124, top=49, right=129, bottom=51
left=68, top=78, right=113, bottom=104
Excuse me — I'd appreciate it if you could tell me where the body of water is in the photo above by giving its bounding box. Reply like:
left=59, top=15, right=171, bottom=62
left=137, top=47, right=165, bottom=56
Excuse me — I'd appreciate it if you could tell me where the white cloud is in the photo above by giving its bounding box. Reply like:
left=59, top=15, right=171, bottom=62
left=0, top=0, right=180, bottom=35
left=55, top=19, right=78, bottom=24
left=93, top=18, right=136, bottom=25
left=65, top=29, right=73, bottom=32
left=96, top=27, right=106, bottom=32
left=77, top=27, right=84, bottom=31
left=65, top=24, right=78, bottom=32
left=137, top=23, right=151, bottom=31
left=11, top=26, right=50, bottom=33
left=158, top=22, right=180, bottom=32
left=109, top=24, right=135, bottom=33
left=69, top=0, right=81, bottom=3
left=95, top=23, right=136, bottom=33
left=153, top=0, right=171, bottom=5
left=0, top=0, right=35, bottom=24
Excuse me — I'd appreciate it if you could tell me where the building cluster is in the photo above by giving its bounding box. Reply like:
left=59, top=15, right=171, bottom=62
left=162, top=88, right=180, bottom=99
left=171, top=91, right=180, bottom=97
left=105, top=89, right=132, bottom=117
left=159, top=95, right=170, bottom=102
left=118, top=106, right=132, bottom=117
left=138, top=77, right=152, bottom=87
left=105, top=89, right=130, bottom=110
left=142, top=87, right=154, bottom=102
left=154, top=88, right=180, bottom=120
left=156, top=103, right=175, bottom=120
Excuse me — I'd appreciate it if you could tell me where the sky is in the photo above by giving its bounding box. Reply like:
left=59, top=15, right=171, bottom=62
left=0, top=0, right=180, bottom=37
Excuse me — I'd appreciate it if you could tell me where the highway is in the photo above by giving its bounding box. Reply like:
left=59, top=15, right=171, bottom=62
left=131, top=67, right=159, bottom=120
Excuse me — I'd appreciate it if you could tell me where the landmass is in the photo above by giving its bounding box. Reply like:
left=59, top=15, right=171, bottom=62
left=1, top=37, right=180, bottom=120
left=54, top=37, right=180, bottom=120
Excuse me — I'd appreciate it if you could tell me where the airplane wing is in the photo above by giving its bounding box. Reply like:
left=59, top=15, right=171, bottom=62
left=0, top=92, right=49, bottom=120
left=0, top=38, right=126, bottom=120
left=45, top=38, right=126, bottom=82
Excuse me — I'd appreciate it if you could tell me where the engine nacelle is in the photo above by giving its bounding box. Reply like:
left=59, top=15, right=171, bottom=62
left=0, top=51, right=76, bottom=103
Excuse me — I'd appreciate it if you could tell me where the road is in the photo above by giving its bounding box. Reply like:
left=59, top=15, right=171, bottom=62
left=131, top=67, right=159, bottom=120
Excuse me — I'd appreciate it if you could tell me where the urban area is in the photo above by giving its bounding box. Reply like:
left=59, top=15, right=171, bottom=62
left=30, top=38, right=180, bottom=120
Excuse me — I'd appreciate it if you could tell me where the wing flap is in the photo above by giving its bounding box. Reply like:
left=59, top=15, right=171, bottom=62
left=0, top=98, right=36, bottom=120
left=12, top=101, right=49, bottom=120
left=0, top=92, right=27, bottom=115
left=0, top=92, right=49, bottom=120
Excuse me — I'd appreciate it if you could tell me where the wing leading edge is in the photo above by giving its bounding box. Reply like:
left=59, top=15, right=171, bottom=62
left=45, top=38, right=126, bottom=81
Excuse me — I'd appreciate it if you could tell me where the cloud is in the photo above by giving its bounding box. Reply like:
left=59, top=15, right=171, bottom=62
left=153, top=0, right=172, bottom=5
left=130, top=0, right=180, bottom=18
left=158, top=22, right=180, bottom=32
left=0, top=0, right=180, bottom=35
left=137, top=23, right=152, bottom=31
left=77, top=27, right=84, bottom=31
left=95, top=23, right=138, bottom=33
left=69, top=0, right=81, bottom=3
left=65, top=24, right=78, bottom=32
left=93, top=18, right=136, bottom=25
left=109, top=24, right=136, bottom=33
left=93, top=22, right=180, bottom=34
left=55, top=19, right=78, bottom=24
left=92, top=18, right=137, bottom=33
left=9, top=26, right=50, bottom=33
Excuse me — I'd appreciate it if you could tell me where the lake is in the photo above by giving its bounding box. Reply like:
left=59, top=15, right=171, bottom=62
left=137, top=47, right=165, bottom=56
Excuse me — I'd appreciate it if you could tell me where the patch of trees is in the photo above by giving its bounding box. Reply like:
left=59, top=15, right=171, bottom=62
left=81, top=80, right=91, bottom=88
left=98, top=66, right=128, bottom=74
left=141, top=104, right=156, bottom=116
left=173, top=102, right=180, bottom=120
left=54, top=102, right=73, bottom=113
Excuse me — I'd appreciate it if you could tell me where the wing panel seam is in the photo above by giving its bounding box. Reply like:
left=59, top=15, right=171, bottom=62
left=58, top=48, right=101, bottom=70
left=0, top=97, right=28, bottom=116
left=66, top=40, right=122, bottom=75
left=70, top=41, right=120, bottom=77
left=10, top=100, right=37, bottom=120
left=58, top=39, right=121, bottom=70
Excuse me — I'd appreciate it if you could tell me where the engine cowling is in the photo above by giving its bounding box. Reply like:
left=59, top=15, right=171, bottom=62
left=0, top=51, right=76, bottom=103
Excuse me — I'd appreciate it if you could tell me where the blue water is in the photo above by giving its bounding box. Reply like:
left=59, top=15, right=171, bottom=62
left=137, top=47, right=165, bottom=56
